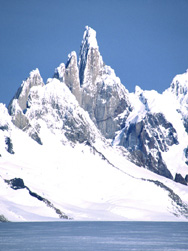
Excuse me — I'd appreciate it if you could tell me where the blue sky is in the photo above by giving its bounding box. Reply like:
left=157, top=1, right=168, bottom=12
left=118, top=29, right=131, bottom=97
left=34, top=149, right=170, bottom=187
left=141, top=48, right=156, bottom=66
left=0, top=0, right=188, bottom=106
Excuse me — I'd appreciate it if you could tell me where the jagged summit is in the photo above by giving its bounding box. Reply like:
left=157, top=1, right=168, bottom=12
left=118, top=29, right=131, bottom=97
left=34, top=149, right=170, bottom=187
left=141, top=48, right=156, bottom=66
left=78, top=26, right=103, bottom=86
left=67, top=51, right=77, bottom=62
left=8, top=69, right=44, bottom=130
left=29, top=68, right=41, bottom=79
left=169, top=70, right=188, bottom=98
left=81, top=26, right=98, bottom=49
left=8, top=68, right=44, bottom=110
left=53, top=26, right=131, bottom=139
left=54, top=63, right=65, bottom=82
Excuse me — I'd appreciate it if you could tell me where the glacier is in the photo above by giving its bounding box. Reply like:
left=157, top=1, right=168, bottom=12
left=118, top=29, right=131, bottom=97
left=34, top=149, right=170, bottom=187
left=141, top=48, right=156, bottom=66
left=0, top=26, right=188, bottom=221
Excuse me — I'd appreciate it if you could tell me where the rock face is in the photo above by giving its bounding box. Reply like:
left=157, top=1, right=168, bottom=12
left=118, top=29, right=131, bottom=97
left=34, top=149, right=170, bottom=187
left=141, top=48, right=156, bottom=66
left=54, top=52, right=81, bottom=105
left=8, top=69, right=44, bottom=130
left=53, top=26, right=131, bottom=140
left=78, top=26, right=131, bottom=139
left=78, top=26, right=103, bottom=87
left=65, top=52, right=81, bottom=104
left=9, top=69, right=44, bottom=111
left=7, top=69, right=44, bottom=143
left=118, top=112, right=178, bottom=178
left=8, top=75, right=103, bottom=147
left=175, top=173, right=188, bottom=185
left=54, top=26, right=131, bottom=140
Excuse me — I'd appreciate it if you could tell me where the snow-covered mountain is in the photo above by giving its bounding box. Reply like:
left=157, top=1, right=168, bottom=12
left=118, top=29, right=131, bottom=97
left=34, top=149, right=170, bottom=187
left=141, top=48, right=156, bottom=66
left=0, top=26, right=188, bottom=221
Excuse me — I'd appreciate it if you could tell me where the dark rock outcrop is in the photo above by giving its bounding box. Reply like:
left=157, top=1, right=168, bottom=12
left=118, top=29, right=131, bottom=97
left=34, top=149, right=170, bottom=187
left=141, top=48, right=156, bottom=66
left=119, top=113, right=178, bottom=179
left=146, top=179, right=188, bottom=218
left=5, top=178, right=69, bottom=219
left=6, top=178, right=25, bottom=189
left=5, top=137, right=14, bottom=154
left=175, top=173, right=187, bottom=185
left=0, top=215, right=9, bottom=222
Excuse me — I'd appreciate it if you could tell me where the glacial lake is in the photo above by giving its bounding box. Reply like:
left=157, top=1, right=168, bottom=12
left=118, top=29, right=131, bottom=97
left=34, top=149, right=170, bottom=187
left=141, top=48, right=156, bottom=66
left=0, top=221, right=188, bottom=251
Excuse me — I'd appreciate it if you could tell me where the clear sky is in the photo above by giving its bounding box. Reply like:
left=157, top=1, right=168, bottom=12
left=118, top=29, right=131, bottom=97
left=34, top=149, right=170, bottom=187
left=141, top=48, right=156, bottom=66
left=0, top=0, right=188, bottom=106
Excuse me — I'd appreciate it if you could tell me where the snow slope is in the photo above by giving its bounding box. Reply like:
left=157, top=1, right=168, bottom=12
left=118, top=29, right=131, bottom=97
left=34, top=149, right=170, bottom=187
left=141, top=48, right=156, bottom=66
left=1, top=101, right=188, bottom=221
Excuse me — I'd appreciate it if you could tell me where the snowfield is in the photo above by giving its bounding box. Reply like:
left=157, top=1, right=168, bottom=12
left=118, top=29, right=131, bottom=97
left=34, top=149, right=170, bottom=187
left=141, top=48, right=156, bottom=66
left=0, top=116, right=188, bottom=221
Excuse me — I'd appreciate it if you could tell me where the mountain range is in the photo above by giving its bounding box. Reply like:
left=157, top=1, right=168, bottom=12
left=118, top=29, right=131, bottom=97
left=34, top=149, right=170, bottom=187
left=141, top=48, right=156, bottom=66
left=0, top=26, right=188, bottom=221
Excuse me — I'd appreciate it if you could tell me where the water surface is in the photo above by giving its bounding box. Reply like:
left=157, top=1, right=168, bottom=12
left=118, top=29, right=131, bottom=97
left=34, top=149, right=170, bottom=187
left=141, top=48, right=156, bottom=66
left=0, top=221, right=187, bottom=250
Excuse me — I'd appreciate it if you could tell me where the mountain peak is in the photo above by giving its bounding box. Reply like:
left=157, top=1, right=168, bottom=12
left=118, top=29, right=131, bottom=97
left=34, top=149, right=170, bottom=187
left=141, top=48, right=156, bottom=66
left=169, top=69, right=188, bottom=99
left=82, top=26, right=98, bottom=49
left=29, top=68, right=41, bottom=78
left=78, top=26, right=103, bottom=86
